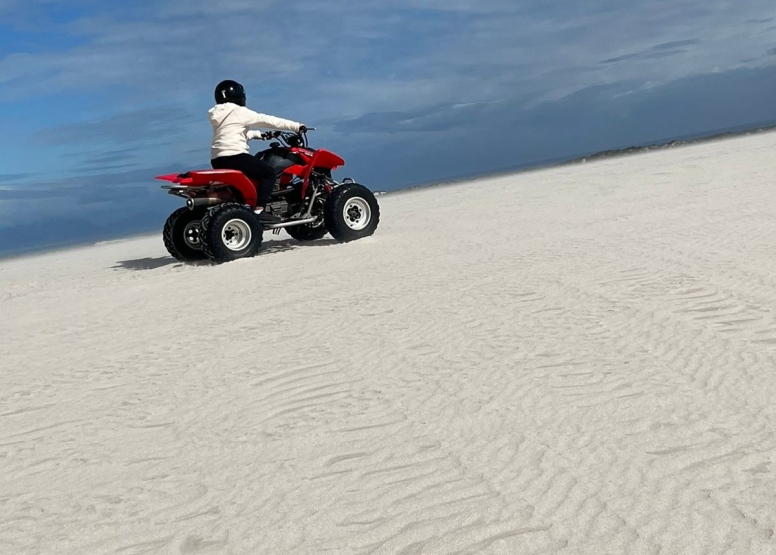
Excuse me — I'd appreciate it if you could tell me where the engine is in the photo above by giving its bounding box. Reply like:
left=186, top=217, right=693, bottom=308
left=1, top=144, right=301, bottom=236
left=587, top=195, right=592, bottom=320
left=266, top=199, right=294, bottom=218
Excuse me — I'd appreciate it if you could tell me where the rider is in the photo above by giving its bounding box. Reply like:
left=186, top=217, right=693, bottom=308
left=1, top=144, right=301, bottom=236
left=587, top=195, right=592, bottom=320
left=209, top=79, right=306, bottom=224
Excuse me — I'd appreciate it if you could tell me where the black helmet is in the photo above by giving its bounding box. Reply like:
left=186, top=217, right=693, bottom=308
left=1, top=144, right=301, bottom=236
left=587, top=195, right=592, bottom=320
left=215, top=80, right=246, bottom=106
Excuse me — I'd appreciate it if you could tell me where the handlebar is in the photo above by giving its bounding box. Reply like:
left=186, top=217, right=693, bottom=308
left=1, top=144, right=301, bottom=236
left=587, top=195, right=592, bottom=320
left=261, top=127, right=315, bottom=140
left=260, top=126, right=315, bottom=148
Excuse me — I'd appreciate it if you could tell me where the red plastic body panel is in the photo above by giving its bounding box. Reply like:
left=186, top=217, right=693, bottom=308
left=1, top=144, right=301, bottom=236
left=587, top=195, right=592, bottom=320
left=286, top=148, right=346, bottom=197
left=156, top=173, right=193, bottom=184
left=157, top=145, right=347, bottom=206
left=309, top=149, right=345, bottom=169
left=156, top=170, right=257, bottom=207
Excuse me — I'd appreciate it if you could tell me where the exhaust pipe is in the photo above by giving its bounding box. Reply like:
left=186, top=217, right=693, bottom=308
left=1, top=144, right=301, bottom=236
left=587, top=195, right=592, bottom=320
left=186, top=197, right=222, bottom=210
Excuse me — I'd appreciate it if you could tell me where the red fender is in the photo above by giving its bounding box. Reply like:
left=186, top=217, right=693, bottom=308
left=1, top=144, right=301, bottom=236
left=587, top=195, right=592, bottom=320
left=296, top=149, right=345, bottom=197
left=156, top=170, right=258, bottom=207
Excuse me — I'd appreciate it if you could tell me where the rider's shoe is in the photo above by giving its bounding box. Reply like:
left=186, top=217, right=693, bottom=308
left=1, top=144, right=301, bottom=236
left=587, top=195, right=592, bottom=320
left=254, top=209, right=281, bottom=225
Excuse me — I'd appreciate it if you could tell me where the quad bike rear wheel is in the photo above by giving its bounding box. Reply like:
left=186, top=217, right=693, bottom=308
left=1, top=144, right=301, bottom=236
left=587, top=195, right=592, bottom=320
left=324, top=184, right=380, bottom=243
left=163, top=207, right=208, bottom=262
left=200, top=203, right=263, bottom=263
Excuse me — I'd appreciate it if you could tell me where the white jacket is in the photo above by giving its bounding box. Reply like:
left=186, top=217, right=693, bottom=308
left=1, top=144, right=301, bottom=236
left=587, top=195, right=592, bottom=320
left=209, top=103, right=302, bottom=159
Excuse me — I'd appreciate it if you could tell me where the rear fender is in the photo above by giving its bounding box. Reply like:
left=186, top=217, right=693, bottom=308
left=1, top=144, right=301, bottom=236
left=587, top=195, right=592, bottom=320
left=156, top=170, right=257, bottom=207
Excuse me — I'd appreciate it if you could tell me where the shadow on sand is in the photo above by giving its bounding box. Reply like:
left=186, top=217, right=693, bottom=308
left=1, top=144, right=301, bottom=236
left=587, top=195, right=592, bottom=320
left=113, top=237, right=339, bottom=271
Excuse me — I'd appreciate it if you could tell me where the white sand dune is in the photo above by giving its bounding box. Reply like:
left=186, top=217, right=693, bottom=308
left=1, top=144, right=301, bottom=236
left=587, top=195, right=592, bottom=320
left=2, top=131, right=776, bottom=554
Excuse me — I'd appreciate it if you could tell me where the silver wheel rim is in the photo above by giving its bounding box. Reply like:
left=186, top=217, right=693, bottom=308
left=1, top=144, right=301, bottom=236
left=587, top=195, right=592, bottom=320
left=183, top=220, right=201, bottom=249
left=221, top=218, right=252, bottom=251
left=343, top=198, right=371, bottom=231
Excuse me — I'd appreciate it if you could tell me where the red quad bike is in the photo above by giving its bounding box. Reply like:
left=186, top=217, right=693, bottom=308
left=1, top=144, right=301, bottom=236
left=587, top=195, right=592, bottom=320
left=156, top=128, right=380, bottom=263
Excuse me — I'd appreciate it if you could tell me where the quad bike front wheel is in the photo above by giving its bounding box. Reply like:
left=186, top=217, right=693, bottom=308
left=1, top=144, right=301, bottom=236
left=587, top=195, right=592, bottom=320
left=324, top=184, right=380, bottom=243
left=200, top=203, right=263, bottom=263
left=163, top=207, right=208, bottom=262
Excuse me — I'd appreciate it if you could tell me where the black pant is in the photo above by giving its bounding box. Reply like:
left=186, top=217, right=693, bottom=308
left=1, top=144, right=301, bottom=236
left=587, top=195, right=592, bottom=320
left=211, top=153, right=276, bottom=206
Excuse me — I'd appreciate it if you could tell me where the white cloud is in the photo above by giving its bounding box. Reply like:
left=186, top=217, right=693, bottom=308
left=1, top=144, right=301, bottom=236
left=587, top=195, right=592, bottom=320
left=3, top=0, right=775, bottom=117
left=2, top=0, right=776, bottom=166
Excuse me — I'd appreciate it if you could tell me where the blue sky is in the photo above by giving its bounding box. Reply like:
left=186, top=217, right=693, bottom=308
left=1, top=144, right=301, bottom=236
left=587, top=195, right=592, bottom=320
left=1, top=0, right=776, bottom=254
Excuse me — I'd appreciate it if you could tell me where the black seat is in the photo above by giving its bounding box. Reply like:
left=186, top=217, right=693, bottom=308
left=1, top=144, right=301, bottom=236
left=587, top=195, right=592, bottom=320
left=255, top=148, right=305, bottom=173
